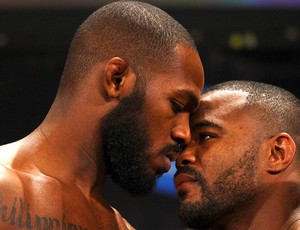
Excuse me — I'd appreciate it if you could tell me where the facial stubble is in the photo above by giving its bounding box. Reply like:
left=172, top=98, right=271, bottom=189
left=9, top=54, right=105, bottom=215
left=178, top=146, right=262, bottom=229
left=101, top=87, right=158, bottom=196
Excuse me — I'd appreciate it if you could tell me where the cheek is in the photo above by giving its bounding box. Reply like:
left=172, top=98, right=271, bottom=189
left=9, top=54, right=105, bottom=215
left=143, top=104, right=173, bottom=138
left=147, top=117, right=172, bottom=150
left=137, top=110, right=172, bottom=153
left=199, top=149, right=231, bottom=183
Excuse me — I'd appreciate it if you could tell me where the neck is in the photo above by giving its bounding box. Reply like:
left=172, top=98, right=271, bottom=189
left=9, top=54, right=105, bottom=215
left=12, top=110, right=107, bottom=198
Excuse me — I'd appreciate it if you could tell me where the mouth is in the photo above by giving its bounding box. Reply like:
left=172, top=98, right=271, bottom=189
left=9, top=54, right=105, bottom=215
left=160, top=144, right=182, bottom=162
left=165, top=152, right=179, bottom=162
left=153, top=145, right=181, bottom=175
left=160, top=156, right=172, bottom=173
left=174, top=173, right=196, bottom=191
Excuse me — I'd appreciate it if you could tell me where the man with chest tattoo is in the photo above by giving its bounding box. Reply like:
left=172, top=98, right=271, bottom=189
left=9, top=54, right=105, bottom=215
left=0, top=1, right=204, bottom=229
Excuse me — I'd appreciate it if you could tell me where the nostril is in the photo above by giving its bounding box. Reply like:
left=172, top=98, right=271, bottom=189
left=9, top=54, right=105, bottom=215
left=175, top=137, right=188, bottom=146
left=181, top=159, right=190, bottom=165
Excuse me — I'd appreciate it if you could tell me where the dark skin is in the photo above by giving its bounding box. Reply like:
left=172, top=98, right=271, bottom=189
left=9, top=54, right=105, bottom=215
left=0, top=44, right=204, bottom=229
left=175, top=90, right=300, bottom=230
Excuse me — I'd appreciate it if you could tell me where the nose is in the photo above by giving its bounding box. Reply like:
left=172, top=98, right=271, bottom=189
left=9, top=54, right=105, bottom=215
left=175, top=146, right=196, bottom=168
left=171, top=115, right=191, bottom=146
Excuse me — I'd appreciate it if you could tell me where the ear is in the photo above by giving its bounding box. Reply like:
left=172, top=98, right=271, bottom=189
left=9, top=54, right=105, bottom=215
left=104, top=57, right=136, bottom=99
left=267, top=132, right=296, bottom=174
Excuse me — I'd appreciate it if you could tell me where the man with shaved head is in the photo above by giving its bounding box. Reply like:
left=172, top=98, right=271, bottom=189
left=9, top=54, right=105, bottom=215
left=0, top=1, right=204, bottom=229
left=175, top=80, right=300, bottom=230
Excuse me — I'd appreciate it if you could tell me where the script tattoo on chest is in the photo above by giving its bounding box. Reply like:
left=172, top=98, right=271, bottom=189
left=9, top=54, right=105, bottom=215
left=0, top=194, right=88, bottom=230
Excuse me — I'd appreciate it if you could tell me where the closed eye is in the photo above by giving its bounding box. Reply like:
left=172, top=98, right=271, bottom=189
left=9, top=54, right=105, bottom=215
left=171, top=100, right=185, bottom=114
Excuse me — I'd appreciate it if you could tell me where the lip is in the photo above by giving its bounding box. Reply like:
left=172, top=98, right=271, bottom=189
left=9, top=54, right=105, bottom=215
left=162, top=156, right=172, bottom=173
left=155, top=147, right=180, bottom=174
left=165, top=152, right=179, bottom=162
left=174, top=174, right=196, bottom=190
left=160, top=152, right=179, bottom=173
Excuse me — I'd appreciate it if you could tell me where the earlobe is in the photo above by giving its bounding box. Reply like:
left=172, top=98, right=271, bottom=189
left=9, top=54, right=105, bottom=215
left=104, top=57, right=129, bottom=99
left=267, top=133, right=296, bottom=174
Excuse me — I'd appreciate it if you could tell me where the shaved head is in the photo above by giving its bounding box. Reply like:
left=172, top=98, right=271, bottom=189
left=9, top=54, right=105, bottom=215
left=57, top=1, right=197, bottom=97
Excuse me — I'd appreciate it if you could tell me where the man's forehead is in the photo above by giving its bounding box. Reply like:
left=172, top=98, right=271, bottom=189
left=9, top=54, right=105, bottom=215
left=191, top=90, right=253, bottom=130
left=173, top=44, right=204, bottom=89
left=193, top=89, right=249, bottom=120
left=200, top=89, right=249, bottom=107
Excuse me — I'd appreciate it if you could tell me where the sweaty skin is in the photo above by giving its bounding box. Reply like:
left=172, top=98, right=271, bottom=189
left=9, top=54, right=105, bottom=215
left=175, top=87, right=300, bottom=230
left=0, top=44, right=204, bottom=230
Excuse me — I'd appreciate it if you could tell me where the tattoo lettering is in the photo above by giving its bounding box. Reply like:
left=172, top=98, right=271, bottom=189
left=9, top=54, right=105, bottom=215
left=0, top=194, right=88, bottom=230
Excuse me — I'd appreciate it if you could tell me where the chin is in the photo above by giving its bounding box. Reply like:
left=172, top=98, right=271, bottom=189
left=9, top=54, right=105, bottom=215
left=179, top=190, right=201, bottom=204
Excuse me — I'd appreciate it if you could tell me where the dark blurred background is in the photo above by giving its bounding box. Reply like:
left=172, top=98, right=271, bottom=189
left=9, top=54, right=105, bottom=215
left=0, top=0, right=299, bottom=229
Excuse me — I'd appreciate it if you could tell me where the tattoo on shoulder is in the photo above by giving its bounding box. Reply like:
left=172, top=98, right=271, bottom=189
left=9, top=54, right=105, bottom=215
left=0, top=193, right=88, bottom=230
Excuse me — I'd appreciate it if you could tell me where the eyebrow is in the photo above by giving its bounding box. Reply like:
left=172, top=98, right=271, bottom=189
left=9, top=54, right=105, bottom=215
left=192, top=120, right=223, bottom=131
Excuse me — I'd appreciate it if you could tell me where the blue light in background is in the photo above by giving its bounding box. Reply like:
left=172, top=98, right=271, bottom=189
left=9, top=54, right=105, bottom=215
left=154, top=162, right=177, bottom=197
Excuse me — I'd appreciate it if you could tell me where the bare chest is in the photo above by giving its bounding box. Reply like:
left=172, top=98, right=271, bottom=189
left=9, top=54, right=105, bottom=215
left=0, top=177, right=121, bottom=230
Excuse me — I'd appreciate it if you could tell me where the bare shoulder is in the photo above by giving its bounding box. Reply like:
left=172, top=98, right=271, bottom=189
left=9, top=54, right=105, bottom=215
left=0, top=142, right=52, bottom=229
left=0, top=142, right=24, bottom=194
left=0, top=161, right=26, bottom=229
left=0, top=141, right=19, bottom=163
left=0, top=142, right=134, bottom=229
left=0, top=142, right=25, bottom=194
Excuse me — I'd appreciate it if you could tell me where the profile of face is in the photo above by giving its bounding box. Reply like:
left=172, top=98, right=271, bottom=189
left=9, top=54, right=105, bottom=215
left=102, top=45, right=204, bottom=195
left=174, top=90, right=264, bottom=229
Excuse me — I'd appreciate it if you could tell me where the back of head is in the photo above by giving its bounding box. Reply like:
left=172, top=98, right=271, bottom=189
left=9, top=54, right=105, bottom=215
left=58, top=0, right=197, bottom=97
left=204, top=80, right=300, bottom=145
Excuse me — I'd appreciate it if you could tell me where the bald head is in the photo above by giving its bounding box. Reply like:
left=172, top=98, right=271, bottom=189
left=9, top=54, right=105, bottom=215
left=204, top=81, right=300, bottom=143
left=58, top=1, right=197, bottom=97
